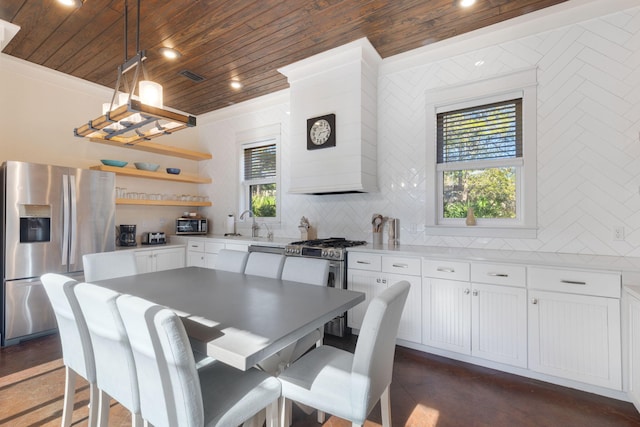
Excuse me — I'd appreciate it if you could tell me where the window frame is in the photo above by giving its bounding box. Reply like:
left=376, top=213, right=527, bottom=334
left=425, top=68, right=537, bottom=238
left=237, top=125, right=281, bottom=224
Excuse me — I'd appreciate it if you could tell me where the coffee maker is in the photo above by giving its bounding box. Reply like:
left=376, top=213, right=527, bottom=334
left=118, top=224, right=137, bottom=246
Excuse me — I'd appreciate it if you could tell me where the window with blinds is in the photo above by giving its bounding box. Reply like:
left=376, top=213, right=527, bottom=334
left=436, top=98, right=523, bottom=221
left=437, top=99, right=522, bottom=164
left=243, top=144, right=276, bottom=179
left=242, top=142, right=277, bottom=218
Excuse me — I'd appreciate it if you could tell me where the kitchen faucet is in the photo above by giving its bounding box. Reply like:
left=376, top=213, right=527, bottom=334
left=239, top=210, right=260, bottom=238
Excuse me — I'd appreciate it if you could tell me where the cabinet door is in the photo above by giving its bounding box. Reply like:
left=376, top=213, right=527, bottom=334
left=471, top=283, right=527, bottom=367
left=205, top=253, right=217, bottom=269
left=422, top=278, right=471, bottom=354
left=134, top=251, right=153, bottom=274
left=628, top=294, right=640, bottom=411
left=528, top=290, right=622, bottom=389
left=187, top=251, right=206, bottom=267
left=387, top=273, right=421, bottom=343
left=154, top=247, right=186, bottom=272
left=347, top=269, right=386, bottom=330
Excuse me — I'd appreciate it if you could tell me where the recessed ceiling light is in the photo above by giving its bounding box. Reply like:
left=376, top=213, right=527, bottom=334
left=58, top=0, right=83, bottom=7
left=230, top=80, right=243, bottom=90
left=474, top=60, right=485, bottom=67
left=160, top=47, right=181, bottom=60
left=460, top=0, right=476, bottom=7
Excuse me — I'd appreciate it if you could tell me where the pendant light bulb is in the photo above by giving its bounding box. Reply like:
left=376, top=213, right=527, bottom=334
left=139, top=80, right=163, bottom=108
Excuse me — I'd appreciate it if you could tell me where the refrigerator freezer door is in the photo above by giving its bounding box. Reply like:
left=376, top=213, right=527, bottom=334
left=3, top=278, right=57, bottom=344
left=67, top=167, right=115, bottom=273
left=3, top=162, right=67, bottom=279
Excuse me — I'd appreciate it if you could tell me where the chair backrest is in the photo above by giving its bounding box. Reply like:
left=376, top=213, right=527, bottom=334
left=41, top=273, right=95, bottom=382
left=215, top=249, right=250, bottom=273
left=117, top=294, right=204, bottom=427
left=74, top=282, right=140, bottom=414
left=244, top=252, right=286, bottom=279
left=351, top=280, right=410, bottom=418
left=281, top=257, right=330, bottom=286
left=83, top=251, right=138, bottom=282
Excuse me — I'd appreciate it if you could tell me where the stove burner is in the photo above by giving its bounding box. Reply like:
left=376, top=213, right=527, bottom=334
left=288, top=237, right=367, bottom=248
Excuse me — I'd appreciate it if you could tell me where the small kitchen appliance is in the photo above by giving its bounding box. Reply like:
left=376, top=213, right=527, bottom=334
left=142, top=231, right=166, bottom=245
left=118, top=224, right=137, bottom=246
left=284, top=237, right=367, bottom=337
left=175, top=217, right=208, bottom=235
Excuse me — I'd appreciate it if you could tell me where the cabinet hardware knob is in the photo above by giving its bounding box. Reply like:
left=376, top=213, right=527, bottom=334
left=531, top=298, right=538, bottom=304
left=473, top=290, right=478, bottom=296
left=464, top=288, right=470, bottom=295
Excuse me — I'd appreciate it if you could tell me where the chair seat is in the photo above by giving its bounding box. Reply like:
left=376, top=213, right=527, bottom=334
left=278, top=345, right=354, bottom=420
left=199, top=361, right=281, bottom=427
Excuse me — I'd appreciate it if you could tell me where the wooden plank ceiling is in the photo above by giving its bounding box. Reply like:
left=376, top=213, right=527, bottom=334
left=1, top=0, right=567, bottom=116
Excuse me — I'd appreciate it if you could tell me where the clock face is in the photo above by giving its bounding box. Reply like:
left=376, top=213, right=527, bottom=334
left=310, top=119, right=331, bottom=145
left=306, top=114, right=336, bottom=150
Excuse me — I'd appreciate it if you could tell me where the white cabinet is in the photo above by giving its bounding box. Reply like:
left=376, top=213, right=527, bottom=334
left=135, top=246, right=185, bottom=274
left=185, top=239, right=236, bottom=269
left=528, top=267, right=621, bottom=390
left=422, top=261, right=527, bottom=368
left=628, top=289, right=640, bottom=412
left=471, top=263, right=527, bottom=368
left=347, top=252, right=422, bottom=343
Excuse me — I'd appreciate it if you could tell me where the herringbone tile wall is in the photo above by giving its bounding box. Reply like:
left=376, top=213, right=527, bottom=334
left=200, top=5, right=640, bottom=257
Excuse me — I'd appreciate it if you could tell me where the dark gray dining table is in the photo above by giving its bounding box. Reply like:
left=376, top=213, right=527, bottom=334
left=93, top=266, right=364, bottom=371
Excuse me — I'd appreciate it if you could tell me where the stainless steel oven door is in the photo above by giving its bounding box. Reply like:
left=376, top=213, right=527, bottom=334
left=324, top=259, right=347, bottom=337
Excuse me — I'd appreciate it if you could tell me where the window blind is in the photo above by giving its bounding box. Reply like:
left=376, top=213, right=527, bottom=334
left=243, top=144, right=276, bottom=180
left=437, top=98, right=522, bottom=164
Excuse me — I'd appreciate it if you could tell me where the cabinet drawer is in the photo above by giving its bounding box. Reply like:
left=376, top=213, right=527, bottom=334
left=205, top=242, right=225, bottom=254
left=187, top=240, right=204, bottom=252
left=423, top=259, right=469, bottom=281
left=528, top=267, right=620, bottom=298
left=382, top=256, right=421, bottom=276
left=471, top=263, right=526, bottom=287
left=348, top=252, right=382, bottom=271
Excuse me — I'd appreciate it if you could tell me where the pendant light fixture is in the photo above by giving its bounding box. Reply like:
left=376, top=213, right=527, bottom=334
left=74, top=0, right=195, bottom=145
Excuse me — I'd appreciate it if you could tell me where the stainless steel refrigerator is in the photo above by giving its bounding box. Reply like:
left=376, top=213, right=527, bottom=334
left=1, top=161, right=115, bottom=346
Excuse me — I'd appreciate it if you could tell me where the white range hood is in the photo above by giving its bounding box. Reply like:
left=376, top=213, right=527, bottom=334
left=279, top=38, right=381, bottom=194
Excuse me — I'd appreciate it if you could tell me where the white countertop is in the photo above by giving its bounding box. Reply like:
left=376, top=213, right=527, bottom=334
left=169, top=234, right=640, bottom=286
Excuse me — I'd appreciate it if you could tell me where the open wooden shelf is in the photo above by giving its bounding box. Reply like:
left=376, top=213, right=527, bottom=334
left=116, top=199, right=212, bottom=207
left=91, top=165, right=212, bottom=184
left=87, top=138, right=211, bottom=161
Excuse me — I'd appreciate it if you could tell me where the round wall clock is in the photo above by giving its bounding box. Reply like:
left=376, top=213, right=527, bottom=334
left=307, top=113, right=336, bottom=150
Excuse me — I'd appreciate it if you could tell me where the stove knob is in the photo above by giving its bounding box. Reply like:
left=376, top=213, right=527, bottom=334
left=322, top=250, right=328, bottom=257
left=328, top=250, right=335, bottom=258
left=296, top=248, right=301, bottom=255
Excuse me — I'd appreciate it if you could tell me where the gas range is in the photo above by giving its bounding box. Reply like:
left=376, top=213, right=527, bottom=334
left=285, top=237, right=367, bottom=261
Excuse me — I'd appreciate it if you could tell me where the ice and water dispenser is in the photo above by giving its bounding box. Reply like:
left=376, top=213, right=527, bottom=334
left=19, top=205, right=51, bottom=243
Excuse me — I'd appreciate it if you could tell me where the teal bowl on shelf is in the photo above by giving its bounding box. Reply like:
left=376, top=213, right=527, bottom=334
left=101, top=159, right=128, bottom=167
left=134, top=162, right=160, bottom=172
left=166, top=168, right=181, bottom=175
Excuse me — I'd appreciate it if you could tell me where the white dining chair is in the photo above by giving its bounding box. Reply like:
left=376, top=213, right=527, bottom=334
left=83, top=251, right=137, bottom=282
left=116, top=293, right=281, bottom=427
left=215, top=249, right=250, bottom=273
left=41, top=273, right=98, bottom=427
left=73, top=282, right=143, bottom=427
left=278, top=280, right=410, bottom=427
left=244, top=252, right=286, bottom=279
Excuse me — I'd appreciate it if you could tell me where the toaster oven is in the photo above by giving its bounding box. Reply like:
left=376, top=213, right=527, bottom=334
left=176, top=218, right=208, bottom=235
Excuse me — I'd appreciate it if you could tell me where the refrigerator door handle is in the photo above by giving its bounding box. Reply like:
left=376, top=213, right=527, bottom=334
left=62, top=174, right=70, bottom=266
left=69, top=174, right=78, bottom=265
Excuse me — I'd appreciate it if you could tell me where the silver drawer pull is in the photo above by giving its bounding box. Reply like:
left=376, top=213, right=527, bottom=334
left=356, top=260, right=371, bottom=265
left=392, top=263, right=408, bottom=268
left=561, top=279, right=587, bottom=285
left=488, top=272, right=509, bottom=277
left=436, top=267, right=455, bottom=273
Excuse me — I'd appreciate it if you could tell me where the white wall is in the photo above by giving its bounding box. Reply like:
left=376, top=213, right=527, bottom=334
left=0, top=54, right=203, bottom=240
left=198, top=1, right=640, bottom=257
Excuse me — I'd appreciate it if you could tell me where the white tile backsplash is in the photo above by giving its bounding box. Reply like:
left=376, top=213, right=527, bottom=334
left=198, top=5, right=640, bottom=257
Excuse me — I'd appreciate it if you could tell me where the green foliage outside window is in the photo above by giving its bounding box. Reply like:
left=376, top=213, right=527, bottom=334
left=250, top=183, right=276, bottom=217
left=443, top=167, right=516, bottom=219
